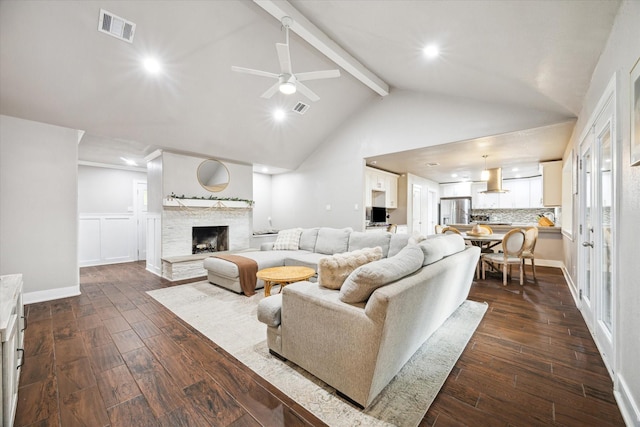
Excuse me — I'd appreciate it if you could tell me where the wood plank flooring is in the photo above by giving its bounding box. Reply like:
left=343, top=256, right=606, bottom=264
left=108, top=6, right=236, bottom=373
left=14, top=261, right=624, bottom=426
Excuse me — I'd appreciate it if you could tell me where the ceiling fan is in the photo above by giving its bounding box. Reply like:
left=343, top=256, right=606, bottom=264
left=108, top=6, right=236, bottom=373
left=231, top=16, right=340, bottom=102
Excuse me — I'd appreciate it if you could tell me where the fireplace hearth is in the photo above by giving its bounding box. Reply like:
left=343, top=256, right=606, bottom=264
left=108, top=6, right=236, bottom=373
left=192, top=226, right=229, bottom=254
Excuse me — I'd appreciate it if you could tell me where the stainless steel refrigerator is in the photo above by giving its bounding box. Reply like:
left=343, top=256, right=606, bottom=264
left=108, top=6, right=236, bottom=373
left=439, top=197, right=471, bottom=225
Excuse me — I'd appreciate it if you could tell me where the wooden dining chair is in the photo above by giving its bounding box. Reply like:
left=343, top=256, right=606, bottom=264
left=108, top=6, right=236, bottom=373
left=435, top=224, right=444, bottom=234
left=386, top=224, right=398, bottom=233
left=442, top=226, right=461, bottom=235
left=520, top=226, right=539, bottom=280
left=482, top=228, right=526, bottom=286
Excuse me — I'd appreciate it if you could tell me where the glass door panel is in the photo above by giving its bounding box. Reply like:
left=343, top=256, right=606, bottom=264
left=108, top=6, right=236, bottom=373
left=598, top=127, right=613, bottom=333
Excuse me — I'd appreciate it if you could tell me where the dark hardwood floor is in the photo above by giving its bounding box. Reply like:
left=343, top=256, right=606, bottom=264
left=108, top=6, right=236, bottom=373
left=14, top=261, right=624, bottom=426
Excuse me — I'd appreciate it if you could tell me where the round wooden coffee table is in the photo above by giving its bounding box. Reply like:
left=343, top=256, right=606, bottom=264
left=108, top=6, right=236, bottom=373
left=256, top=266, right=316, bottom=296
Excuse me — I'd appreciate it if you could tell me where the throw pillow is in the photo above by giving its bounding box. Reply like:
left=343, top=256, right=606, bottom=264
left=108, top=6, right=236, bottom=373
left=314, top=227, right=353, bottom=255
left=272, top=228, right=303, bottom=250
left=339, top=244, right=424, bottom=304
left=318, top=247, right=383, bottom=290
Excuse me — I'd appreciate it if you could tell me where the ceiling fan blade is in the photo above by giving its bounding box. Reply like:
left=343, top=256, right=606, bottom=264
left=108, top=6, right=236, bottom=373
left=295, top=69, right=341, bottom=82
left=276, top=43, right=292, bottom=74
left=260, top=81, right=280, bottom=99
left=231, top=66, right=279, bottom=79
left=295, top=82, right=320, bottom=102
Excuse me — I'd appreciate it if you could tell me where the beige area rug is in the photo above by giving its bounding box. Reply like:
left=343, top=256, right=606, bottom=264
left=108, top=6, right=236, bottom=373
left=147, top=281, right=487, bottom=427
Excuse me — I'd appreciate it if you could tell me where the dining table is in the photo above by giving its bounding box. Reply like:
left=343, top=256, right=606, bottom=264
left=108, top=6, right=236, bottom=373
left=462, top=232, right=505, bottom=278
left=462, top=232, right=505, bottom=250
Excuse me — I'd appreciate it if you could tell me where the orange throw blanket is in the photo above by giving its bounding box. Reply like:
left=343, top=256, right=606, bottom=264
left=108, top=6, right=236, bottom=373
left=211, top=254, right=258, bottom=296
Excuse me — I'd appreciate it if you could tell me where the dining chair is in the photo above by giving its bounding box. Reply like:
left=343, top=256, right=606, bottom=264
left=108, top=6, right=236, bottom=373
left=482, top=228, right=526, bottom=286
left=442, top=226, right=461, bottom=235
left=520, top=226, right=539, bottom=280
left=386, top=224, right=398, bottom=233
left=435, top=224, right=444, bottom=234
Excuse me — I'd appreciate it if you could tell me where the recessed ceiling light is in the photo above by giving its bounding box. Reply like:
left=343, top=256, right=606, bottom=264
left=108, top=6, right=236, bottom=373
left=451, top=173, right=458, bottom=178
left=143, top=57, right=162, bottom=74
left=512, top=167, right=519, bottom=172
left=425, top=162, right=440, bottom=167
left=370, top=161, right=377, bottom=165
left=423, top=44, right=440, bottom=59
left=273, top=109, right=286, bottom=121
left=261, top=166, right=269, bottom=173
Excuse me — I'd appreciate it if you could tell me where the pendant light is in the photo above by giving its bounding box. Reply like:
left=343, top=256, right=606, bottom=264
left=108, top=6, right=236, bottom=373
left=481, top=155, right=490, bottom=181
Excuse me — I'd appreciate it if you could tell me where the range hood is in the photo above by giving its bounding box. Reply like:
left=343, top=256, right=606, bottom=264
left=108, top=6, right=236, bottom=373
left=481, top=167, right=509, bottom=193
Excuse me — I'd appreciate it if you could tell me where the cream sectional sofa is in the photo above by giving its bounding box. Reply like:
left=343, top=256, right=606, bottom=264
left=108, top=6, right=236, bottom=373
left=256, top=233, right=480, bottom=408
left=203, top=227, right=411, bottom=294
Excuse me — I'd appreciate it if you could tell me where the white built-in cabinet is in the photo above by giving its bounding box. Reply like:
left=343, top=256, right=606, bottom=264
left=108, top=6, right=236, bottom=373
left=365, top=167, right=399, bottom=208
left=440, top=182, right=472, bottom=197
left=470, top=176, right=543, bottom=209
left=1, top=274, right=25, bottom=427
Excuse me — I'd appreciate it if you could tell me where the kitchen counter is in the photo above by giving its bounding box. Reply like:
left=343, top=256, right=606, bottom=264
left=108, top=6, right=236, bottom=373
left=451, top=223, right=561, bottom=234
left=450, top=223, right=563, bottom=265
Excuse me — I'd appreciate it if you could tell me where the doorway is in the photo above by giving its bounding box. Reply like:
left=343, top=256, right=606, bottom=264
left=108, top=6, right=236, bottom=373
left=412, top=184, right=422, bottom=235
left=578, top=80, right=616, bottom=376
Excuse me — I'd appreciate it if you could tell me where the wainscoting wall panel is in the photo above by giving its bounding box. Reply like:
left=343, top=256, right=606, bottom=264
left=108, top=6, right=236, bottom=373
left=78, top=214, right=136, bottom=267
left=146, top=214, right=162, bottom=276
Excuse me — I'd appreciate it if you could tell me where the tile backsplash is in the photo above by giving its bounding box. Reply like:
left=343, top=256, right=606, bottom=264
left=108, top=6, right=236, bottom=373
left=471, top=208, right=559, bottom=224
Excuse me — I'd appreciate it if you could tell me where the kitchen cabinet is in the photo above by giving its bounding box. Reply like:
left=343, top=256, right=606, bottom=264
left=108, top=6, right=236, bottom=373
left=501, top=179, right=530, bottom=208
left=471, top=177, right=543, bottom=209
left=365, top=167, right=398, bottom=208
left=1, top=274, right=24, bottom=427
left=529, top=176, right=543, bottom=207
left=541, top=160, right=562, bottom=207
left=440, top=182, right=471, bottom=197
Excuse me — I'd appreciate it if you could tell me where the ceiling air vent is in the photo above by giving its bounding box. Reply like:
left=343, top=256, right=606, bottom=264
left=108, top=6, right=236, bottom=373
left=98, top=9, right=136, bottom=43
left=292, top=102, right=310, bottom=115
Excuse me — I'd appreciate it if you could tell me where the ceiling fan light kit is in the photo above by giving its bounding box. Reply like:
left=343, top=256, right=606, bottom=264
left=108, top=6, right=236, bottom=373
left=231, top=16, right=340, bottom=102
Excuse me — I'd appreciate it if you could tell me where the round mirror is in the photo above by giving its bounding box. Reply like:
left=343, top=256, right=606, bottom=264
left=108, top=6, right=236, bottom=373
left=197, top=159, right=230, bottom=192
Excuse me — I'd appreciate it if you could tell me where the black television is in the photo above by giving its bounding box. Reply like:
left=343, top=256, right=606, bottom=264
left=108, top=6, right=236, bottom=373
left=371, top=207, right=387, bottom=224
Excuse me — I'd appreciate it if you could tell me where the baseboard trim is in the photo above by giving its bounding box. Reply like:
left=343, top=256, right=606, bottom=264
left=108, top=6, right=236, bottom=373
left=615, top=374, right=640, bottom=426
left=24, top=285, right=81, bottom=304
left=560, top=265, right=580, bottom=307
left=535, top=259, right=564, bottom=268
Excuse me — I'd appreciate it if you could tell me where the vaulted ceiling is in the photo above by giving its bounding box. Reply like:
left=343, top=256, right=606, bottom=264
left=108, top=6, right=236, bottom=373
left=0, top=1, right=621, bottom=178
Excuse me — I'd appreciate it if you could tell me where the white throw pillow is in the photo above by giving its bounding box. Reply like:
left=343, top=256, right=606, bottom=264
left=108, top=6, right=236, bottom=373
left=318, top=247, right=383, bottom=290
left=339, top=244, right=424, bottom=304
left=272, top=228, right=303, bottom=250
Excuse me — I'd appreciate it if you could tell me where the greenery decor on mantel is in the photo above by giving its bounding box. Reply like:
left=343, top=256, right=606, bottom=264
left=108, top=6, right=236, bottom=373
left=166, top=193, right=255, bottom=207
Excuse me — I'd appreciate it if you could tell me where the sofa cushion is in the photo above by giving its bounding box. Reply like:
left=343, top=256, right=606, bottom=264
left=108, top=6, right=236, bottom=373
left=299, top=228, right=319, bottom=252
left=317, top=247, right=383, bottom=290
left=314, top=227, right=353, bottom=255
left=284, top=252, right=326, bottom=270
left=388, top=233, right=411, bottom=257
left=417, top=239, right=445, bottom=266
left=273, top=228, right=303, bottom=250
left=429, top=233, right=466, bottom=257
left=339, top=244, right=424, bottom=304
left=348, top=232, right=391, bottom=258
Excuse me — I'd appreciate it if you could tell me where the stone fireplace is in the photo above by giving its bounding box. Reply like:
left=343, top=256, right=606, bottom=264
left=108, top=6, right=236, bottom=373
left=159, top=204, right=251, bottom=281
left=192, top=226, right=229, bottom=254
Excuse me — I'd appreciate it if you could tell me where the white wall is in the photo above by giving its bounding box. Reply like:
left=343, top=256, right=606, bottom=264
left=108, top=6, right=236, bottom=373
left=78, top=165, right=146, bottom=213
left=0, top=115, right=79, bottom=302
left=563, top=1, right=640, bottom=423
left=161, top=152, right=253, bottom=201
left=252, top=172, right=273, bottom=232
left=272, top=90, right=570, bottom=230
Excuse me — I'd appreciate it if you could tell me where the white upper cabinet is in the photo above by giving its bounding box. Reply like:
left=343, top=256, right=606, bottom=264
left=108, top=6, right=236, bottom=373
left=440, top=182, right=472, bottom=197
left=365, top=167, right=399, bottom=208
left=471, top=177, right=543, bottom=209
left=541, top=160, right=562, bottom=207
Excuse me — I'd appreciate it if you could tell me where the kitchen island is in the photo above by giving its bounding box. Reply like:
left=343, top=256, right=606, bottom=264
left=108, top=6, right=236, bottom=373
left=450, top=223, right=563, bottom=267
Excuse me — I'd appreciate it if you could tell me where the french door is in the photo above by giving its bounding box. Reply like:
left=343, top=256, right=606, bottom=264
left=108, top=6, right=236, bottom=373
left=578, top=89, right=615, bottom=375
